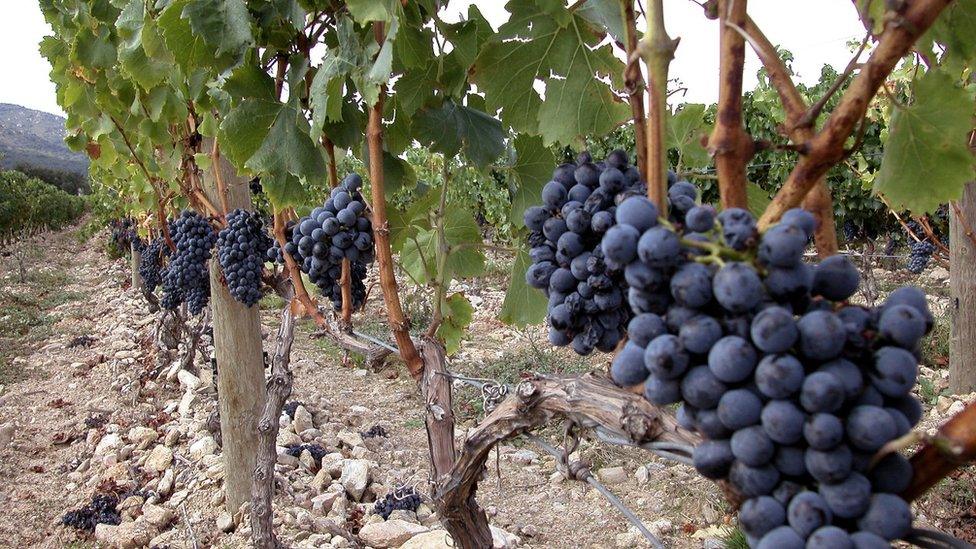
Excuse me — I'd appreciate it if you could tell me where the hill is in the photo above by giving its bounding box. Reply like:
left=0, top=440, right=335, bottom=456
left=0, top=103, right=89, bottom=176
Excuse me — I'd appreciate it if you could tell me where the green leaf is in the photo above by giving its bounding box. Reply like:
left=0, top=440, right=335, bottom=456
left=928, top=0, right=976, bottom=64
left=321, top=97, right=366, bottom=150
left=395, top=62, right=437, bottom=117
left=746, top=182, right=771, bottom=220
left=437, top=293, right=474, bottom=354
left=399, top=206, right=485, bottom=284
left=414, top=100, right=505, bottom=168
left=246, top=101, right=327, bottom=182
left=395, top=10, right=433, bottom=70
left=855, top=0, right=887, bottom=35
left=667, top=104, right=710, bottom=169
left=116, top=0, right=169, bottom=89
left=873, top=70, right=974, bottom=214
left=183, top=0, right=253, bottom=58
left=72, top=27, right=117, bottom=69
left=474, top=2, right=628, bottom=144
left=499, top=249, right=548, bottom=326
left=158, top=0, right=221, bottom=69
left=223, top=63, right=275, bottom=102
left=262, top=171, right=308, bottom=210
left=576, top=0, right=626, bottom=44
left=509, top=134, right=556, bottom=226
left=218, top=98, right=282, bottom=170
left=346, top=0, right=396, bottom=23
left=362, top=147, right=417, bottom=195
left=310, top=41, right=357, bottom=138
left=439, top=6, right=492, bottom=70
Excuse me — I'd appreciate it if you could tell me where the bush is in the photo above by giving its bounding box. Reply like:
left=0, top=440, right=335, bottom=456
left=0, top=170, right=87, bottom=244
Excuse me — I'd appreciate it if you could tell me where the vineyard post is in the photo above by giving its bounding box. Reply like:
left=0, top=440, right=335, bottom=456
left=130, top=241, right=144, bottom=292
left=950, top=182, right=976, bottom=393
left=200, top=137, right=268, bottom=514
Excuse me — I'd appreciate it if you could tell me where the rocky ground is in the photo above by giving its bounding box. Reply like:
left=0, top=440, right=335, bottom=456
left=0, top=223, right=973, bottom=549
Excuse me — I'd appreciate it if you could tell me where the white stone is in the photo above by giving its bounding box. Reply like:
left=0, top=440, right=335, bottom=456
left=157, top=469, right=175, bottom=495
left=189, top=436, right=218, bottom=460
left=94, top=520, right=154, bottom=549
left=95, top=433, right=123, bottom=457
left=358, top=519, right=428, bottom=548
left=321, top=452, right=345, bottom=477
left=948, top=399, right=965, bottom=416
left=508, top=449, right=538, bottom=465
left=400, top=530, right=454, bottom=549
left=141, top=504, right=174, bottom=528
left=277, top=429, right=302, bottom=448
left=177, top=370, right=202, bottom=391
left=339, top=460, right=369, bottom=501
left=127, top=426, right=158, bottom=450
left=292, top=405, right=314, bottom=434
left=311, top=491, right=341, bottom=512
left=337, top=430, right=365, bottom=448
left=178, top=391, right=198, bottom=416
left=490, top=526, right=519, bottom=549
left=597, top=466, right=628, bottom=485
left=217, top=512, right=235, bottom=533
left=0, top=422, right=14, bottom=449
left=311, top=468, right=331, bottom=493
left=144, top=445, right=174, bottom=473
left=300, top=450, right=319, bottom=472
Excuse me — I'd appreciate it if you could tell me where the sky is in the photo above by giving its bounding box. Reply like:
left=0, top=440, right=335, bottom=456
left=1, top=1, right=867, bottom=117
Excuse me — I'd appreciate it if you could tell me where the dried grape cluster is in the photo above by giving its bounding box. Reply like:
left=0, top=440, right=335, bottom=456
left=161, top=210, right=217, bottom=314
left=109, top=218, right=139, bottom=252
left=373, top=486, right=422, bottom=519
left=61, top=494, right=121, bottom=532
left=270, top=173, right=374, bottom=310
left=522, top=150, right=650, bottom=355
left=216, top=209, right=273, bottom=307
left=603, top=199, right=928, bottom=547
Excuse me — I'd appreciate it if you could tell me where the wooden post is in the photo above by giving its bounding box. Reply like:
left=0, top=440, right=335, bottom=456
left=200, top=137, right=267, bottom=513
left=950, top=183, right=976, bottom=394
left=131, top=241, right=144, bottom=292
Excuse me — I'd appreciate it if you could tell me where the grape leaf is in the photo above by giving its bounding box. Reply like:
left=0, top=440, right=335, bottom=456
left=246, top=101, right=327, bottom=182
left=262, top=171, right=308, bottom=210
left=854, top=0, right=887, bottom=35
left=667, top=104, right=710, bottom=169
left=223, top=63, right=275, bottom=102
left=362, top=147, right=417, bottom=195
left=414, top=99, right=505, bottom=169
left=116, top=0, right=169, bottom=90
left=509, top=134, right=556, bottom=226
left=474, top=1, right=628, bottom=144
left=437, top=293, right=474, bottom=354
left=576, top=0, right=626, bottom=44
left=72, top=27, right=117, bottom=69
left=346, top=0, right=396, bottom=23
left=928, top=0, right=976, bottom=64
left=746, top=182, right=771, bottom=220
left=394, top=62, right=436, bottom=117
left=399, top=208, right=485, bottom=284
left=218, top=98, right=281, bottom=170
left=183, top=0, right=253, bottom=58
left=158, top=0, right=222, bottom=69
left=873, top=70, right=974, bottom=214
left=499, top=249, right=548, bottom=326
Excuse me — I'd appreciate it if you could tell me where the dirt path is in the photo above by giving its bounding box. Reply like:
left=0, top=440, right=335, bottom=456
left=0, top=224, right=972, bottom=549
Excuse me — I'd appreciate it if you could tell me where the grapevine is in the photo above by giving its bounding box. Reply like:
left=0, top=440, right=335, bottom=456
left=216, top=209, right=274, bottom=307
left=161, top=210, right=218, bottom=314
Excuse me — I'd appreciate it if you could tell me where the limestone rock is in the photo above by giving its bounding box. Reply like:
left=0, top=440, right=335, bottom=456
left=141, top=504, right=175, bottom=528
left=177, top=369, right=201, bottom=391
left=127, top=427, right=158, bottom=450
left=94, top=519, right=154, bottom=548
left=597, top=466, right=628, bottom=485
left=337, top=430, right=364, bottom=448
left=490, top=526, right=519, bottom=549
left=217, top=512, right=235, bottom=533
left=339, top=460, right=369, bottom=501
left=95, top=433, right=123, bottom=457
left=292, top=405, right=314, bottom=434
left=400, top=530, right=454, bottom=549
left=144, top=445, right=173, bottom=473
left=189, top=436, right=218, bottom=460
left=358, top=519, right=428, bottom=548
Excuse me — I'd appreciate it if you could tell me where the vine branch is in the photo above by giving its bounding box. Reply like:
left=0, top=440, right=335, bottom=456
left=639, top=0, right=679, bottom=213
left=620, top=0, right=649, bottom=181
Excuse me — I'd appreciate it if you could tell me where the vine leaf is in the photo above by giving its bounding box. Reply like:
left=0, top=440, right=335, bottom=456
left=158, top=0, right=217, bottom=69
left=667, top=104, right=710, bottom=169
left=854, top=0, right=887, bottom=35
left=218, top=98, right=281, bottom=170
left=499, top=249, right=548, bottom=326
left=246, top=100, right=327, bottom=182
left=437, top=293, right=474, bottom=354
left=414, top=99, right=505, bottom=169
left=182, top=0, right=253, bottom=59
left=873, top=70, right=974, bottom=214
left=927, top=0, right=976, bottom=64
left=346, top=0, right=397, bottom=24
left=400, top=208, right=485, bottom=284
left=509, top=134, right=556, bottom=226
left=746, top=182, right=771, bottom=220
left=474, top=1, right=629, bottom=144
left=576, top=0, right=626, bottom=44
left=116, top=0, right=169, bottom=90
left=262, top=171, right=308, bottom=210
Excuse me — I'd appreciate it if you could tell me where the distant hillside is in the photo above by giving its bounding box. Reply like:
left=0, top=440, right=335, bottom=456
left=0, top=103, right=89, bottom=176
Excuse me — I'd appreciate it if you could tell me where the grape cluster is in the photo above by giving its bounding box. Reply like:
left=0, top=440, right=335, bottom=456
left=373, top=486, right=422, bottom=519
left=61, top=494, right=121, bottom=532
left=110, top=218, right=139, bottom=251
left=906, top=240, right=935, bottom=274
left=161, top=210, right=217, bottom=314
left=216, top=209, right=273, bottom=307
left=606, top=202, right=929, bottom=547
left=249, top=177, right=263, bottom=196
left=138, top=237, right=170, bottom=292
left=284, top=443, right=327, bottom=462
left=523, top=150, right=651, bottom=355
left=361, top=424, right=388, bottom=438
left=269, top=173, right=374, bottom=310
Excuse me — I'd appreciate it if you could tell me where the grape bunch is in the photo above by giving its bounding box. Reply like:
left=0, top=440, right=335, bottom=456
left=606, top=202, right=929, bottom=547
left=249, top=177, right=263, bottom=196
left=216, top=209, right=273, bottom=307
left=523, top=150, right=654, bottom=355
left=161, top=210, right=217, bottom=314
left=138, top=237, right=170, bottom=292
left=373, top=486, right=422, bottom=519
left=906, top=239, right=935, bottom=274
left=269, top=173, right=375, bottom=311
left=61, top=494, right=121, bottom=532
left=109, top=218, right=139, bottom=252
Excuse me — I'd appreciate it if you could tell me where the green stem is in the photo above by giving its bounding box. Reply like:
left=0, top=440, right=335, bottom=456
left=428, top=157, right=452, bottom=336
left=639, top=0, right=678, bottom=214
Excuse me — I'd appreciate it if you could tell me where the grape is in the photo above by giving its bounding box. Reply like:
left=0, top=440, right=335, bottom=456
left=888, top=395, right=922, bottom=426
left=680, top=366, right=728, bottom=409
left=644, top=335, right=689, bottom=379
left=800, top=372, right=846, bottom=414
left=886, top=407, right=912, bottom=437
left=556, top=231, right=585, bottom=258
left=668, top=181, right=697, bottom=212
left=877, top=304, right=926, bottom=349
left=846, top=405, right=897, bottom=452
left=373, top=486, right=422, bottom=520
left=670, top=262, right=714, bottom=308
left=679, top=315, right=723, bottom=354
left=138, top=237, right=170, bottom=293
left=870, top=347, right=918, bottom=397
left=732, top=425, right=776, bottom=466
left=850, top=531, right=890, bottom=548
left=713, top=262, right=763, bottom=313
left=708, top=336, right=758, bottom=383
left=788, top=491, right=833, bottom=538
left=812, top=255, right=859, bottom=302
left=610, top=342, right=649, bottom=386
left=774, top=446, right=807, bottom=477
left=817, top=359, right=864, bottom=401
left=549, top=268, right=578, bottom=293
left=797, top=311, right=846, bottom=361
left=685, top=205, right=716, bottom=233
left=729, top=462, right=780, bottom=498
left=906, top=239, right=935, bottom=274
left=781, top=208, right=816, bottom=238
left=718, top=208, right=758, bottom=250
left=643, top=375, right=682, bottom=404
left=541, top=181, right=568, bottom=209
left=755, top=354, right=805, bottom=399
left=759, top=223, right=807, bottom=267
left=856, top=494, right=912, bottom=540
left=756, top=525, right=804, bottom=549
left=739, top=496, right=786, bottom=538
left=807, top=526, right=853, bottom=548
left=718, top=389, right=763, bottom=430
left=837, top=306, right=872, bottom=350
left=624, top=261, right=665, bottom=291
left=803, top=413, right=844, bottom=450
left=636, top=226, right=681, bottom=268
left=750, top=306, right=798, bottom=353
left=805, top=445, right=853, bottom=483
left=693, top=439, right=735, bottom=479
left=525, top=261, right=556, bottom=289
left=627, top=313, right=666, bottom=347
left=523, top=207, right=548, bottom=232
left=868, top=453, right=912, bottom=494
left=819, top=472, right=872, bottom=519
left=216, top=209, right=272, bottom=307
left=765, top=263, right=814, bottom=303
left=761, top=400, right=805, bottom=445
left=601, top=224, right=640, bottom=265
left=615, top=196, right=659, bottom=232
left=883, top=286, right=933, bottom=331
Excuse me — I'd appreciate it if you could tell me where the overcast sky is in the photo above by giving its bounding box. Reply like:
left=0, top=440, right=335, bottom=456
left=2, top=1, right=866, bottom=117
